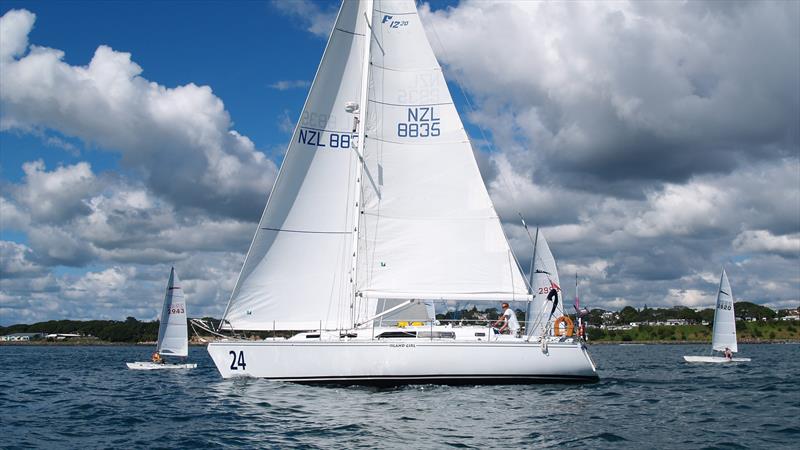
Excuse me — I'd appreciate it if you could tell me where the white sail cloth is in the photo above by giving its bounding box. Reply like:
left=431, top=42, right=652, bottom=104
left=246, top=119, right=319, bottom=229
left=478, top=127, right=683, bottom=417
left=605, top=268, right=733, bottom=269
left=526, top=232, right=562, bottom=336
left=157, top=268, right=189, bottom=357
left=712, top=269, right=738, bottom=353
left=222, top=0, right=529, bottom=331
left=222, top=0, right=368, bottom=331
left=356, top=0, right=529, bottom=302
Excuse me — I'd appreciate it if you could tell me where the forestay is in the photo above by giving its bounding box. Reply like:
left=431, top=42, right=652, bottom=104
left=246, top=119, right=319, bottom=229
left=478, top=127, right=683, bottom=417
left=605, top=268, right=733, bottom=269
left=526, top=231, right=563, bottom=336
left=157, top=268, right=189, bottom=357
left=222, top=0, right=369, bottom=331
left=712, top=269, right=738, bottom=353
left=356, top=0, right=529, bottom=302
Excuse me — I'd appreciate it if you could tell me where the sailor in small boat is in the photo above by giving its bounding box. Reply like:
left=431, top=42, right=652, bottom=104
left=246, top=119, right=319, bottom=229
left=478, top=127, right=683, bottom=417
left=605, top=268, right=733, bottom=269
left=493, top=303, right=520, bottom=336
left=151, top=352, right=164, bottom=364
left=724, top=347, right=733, bottom=360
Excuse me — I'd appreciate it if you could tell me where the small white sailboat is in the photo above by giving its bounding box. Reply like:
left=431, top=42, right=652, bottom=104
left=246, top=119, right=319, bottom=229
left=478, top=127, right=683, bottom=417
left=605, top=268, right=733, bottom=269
left=206, top=0, right=597, bottom=384
left=127, top=267, right=197, bottom=370
left=684, top=269, right=751, bottom=363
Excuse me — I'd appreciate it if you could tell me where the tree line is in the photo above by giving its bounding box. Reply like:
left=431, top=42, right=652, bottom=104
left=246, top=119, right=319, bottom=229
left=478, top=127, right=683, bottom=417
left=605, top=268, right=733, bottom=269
left=0, top=317, right=161, bottom=343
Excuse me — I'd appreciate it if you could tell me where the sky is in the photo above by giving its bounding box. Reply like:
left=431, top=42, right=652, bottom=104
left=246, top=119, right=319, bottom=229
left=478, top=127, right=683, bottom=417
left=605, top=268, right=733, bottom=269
left=0, top=0, right=798, bottom=326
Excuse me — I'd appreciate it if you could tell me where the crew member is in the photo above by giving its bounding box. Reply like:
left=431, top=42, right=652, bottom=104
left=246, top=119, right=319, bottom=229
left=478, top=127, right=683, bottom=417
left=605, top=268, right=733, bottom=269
left=493, top=303, right=520, bottom=336
left=723, top=347, right=733, bottom=360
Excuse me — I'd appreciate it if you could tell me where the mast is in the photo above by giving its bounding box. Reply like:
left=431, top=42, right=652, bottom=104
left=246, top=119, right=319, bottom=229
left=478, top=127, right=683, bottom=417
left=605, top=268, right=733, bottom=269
left=350, top=0, right=374, bottom=327
left=575, top=272, right=580, bottom=329
left=525, top=227, right=539, bottom=337
left=529, top=227, right=539, bottom=290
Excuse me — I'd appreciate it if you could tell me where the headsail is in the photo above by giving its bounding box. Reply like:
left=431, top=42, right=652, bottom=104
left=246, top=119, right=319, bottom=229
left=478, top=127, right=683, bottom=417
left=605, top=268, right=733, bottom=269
left=156, top=267, right=189, bottom=357
left=712, top=269, right=738, bottom=353
left=222, top=0, right=370, bottom=331
left=356, top=0, right=529, bottom=302
left=526, top=231, right=562, bottom=336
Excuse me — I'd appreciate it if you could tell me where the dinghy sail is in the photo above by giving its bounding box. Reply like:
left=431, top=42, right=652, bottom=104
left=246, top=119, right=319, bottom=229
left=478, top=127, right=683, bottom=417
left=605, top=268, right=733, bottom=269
left=207, top=0, right=597, bottom=384
left=711, top=269, right=737, bottom=353
left=156, top=267, right=189, bottom=358
left=526, top=229, right=563, bottom=337
left=684, top=269, right=750, bottom=363
left=127, top=267, right=196, bottom=370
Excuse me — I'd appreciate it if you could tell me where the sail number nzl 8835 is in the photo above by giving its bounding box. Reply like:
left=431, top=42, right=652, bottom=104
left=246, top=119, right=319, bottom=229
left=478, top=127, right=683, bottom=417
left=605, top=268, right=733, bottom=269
left=398, top=107, right=440, bottom=138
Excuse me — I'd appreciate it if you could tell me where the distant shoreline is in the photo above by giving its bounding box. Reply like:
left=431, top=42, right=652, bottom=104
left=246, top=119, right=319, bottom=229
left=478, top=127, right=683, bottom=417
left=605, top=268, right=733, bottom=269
left=2, top=338, right=798, bottom=347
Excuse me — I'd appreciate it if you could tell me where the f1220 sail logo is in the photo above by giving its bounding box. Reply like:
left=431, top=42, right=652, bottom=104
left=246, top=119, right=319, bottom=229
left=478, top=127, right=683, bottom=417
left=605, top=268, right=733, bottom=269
left=382, top=15, right=408, bottom=29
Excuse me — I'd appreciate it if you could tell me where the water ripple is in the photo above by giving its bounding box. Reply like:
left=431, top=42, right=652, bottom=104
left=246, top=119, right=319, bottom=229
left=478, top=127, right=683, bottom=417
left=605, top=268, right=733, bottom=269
left=0, top=343, right=798, bottom=448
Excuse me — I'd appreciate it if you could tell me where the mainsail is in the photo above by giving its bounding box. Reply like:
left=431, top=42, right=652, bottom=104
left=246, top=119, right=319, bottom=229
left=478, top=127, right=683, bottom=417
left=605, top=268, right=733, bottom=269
left=711, top=269, right=738, bottom=353
left=156, top=267, right=189, bottom=357
left=526, top=230, right=562, bottom=336
left=222, top=0, right=529, bottom=331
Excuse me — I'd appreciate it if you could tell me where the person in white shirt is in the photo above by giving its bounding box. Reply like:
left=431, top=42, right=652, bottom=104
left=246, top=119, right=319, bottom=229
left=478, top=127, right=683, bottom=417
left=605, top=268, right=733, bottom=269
left=493, top=303, right=520, bottom=335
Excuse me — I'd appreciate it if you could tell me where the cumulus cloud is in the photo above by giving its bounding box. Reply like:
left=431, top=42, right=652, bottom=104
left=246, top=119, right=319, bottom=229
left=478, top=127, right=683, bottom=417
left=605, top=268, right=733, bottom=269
left=421, top=1, right=799, bottom=190
left=271, top=0, right=337, bottom=38
left=14, top=160, right=96, bottom=222
left=3, top=161, right=256, bottom=267
left=0, top=9, right=277, bottom=221
left=0, top=241, right=45, bottom=279
left=412, top=1, right=800, bottom=311
left=269, top=80, right=311, bottom=91
left=0, top=158, right=256, bottom=323
left=733, top=230, right=800, bottom=258
left=2, top=2, right=798, bottom=323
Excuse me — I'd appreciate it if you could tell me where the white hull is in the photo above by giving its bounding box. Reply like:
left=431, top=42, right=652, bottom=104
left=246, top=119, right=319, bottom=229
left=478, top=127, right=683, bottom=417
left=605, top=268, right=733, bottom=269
left=126, top=361, right=197, bottom=370
left=683, top=356, right=751, bottom=363
left=208, top=336, right=598, bottom=385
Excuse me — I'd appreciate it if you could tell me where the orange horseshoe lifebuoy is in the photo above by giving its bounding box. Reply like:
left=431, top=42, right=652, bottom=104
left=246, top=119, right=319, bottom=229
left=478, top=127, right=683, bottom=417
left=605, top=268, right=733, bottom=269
left=554, top=316, right=575, bottom=337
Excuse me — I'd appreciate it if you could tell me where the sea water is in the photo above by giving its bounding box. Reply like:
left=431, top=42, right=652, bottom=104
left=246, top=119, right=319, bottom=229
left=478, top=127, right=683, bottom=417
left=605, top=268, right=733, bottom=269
left=1, top=343, right=797, bottom=449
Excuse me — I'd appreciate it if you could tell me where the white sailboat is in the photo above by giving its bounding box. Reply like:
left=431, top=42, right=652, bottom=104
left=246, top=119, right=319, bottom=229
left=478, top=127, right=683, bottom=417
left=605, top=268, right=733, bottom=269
left=127, top=267, right=197, bottom=370
left=684, top=269, right=751, bottom=363
left=206, top=0, right=597, bottom=384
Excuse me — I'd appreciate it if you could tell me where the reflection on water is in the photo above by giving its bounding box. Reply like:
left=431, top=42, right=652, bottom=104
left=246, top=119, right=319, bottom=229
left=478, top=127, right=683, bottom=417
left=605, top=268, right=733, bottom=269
left=0, top=343, right=798, bottom=448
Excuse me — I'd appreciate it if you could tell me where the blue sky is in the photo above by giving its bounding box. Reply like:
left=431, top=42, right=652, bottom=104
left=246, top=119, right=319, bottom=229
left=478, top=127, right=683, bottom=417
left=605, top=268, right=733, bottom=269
left=0, top=1, right=328, bottom=182
left=1, top=0, right=798, bottom=325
